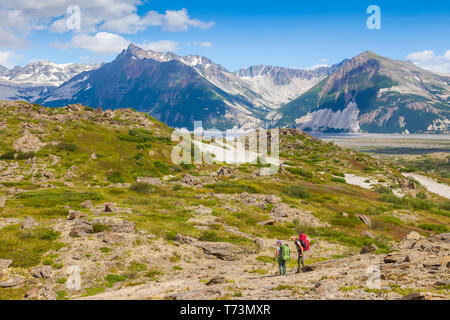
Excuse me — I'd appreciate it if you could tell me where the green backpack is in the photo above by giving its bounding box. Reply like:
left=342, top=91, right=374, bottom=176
left=281, top=244, right=291, bottom=261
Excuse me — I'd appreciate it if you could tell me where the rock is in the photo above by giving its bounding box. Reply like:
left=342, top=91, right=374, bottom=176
left=0, top=259, right=13, bottom=270
left=136, top=177, right=162, bottom=186
left=341, top=212, right=349, bottom=217
left=197, top=242, right=238, bottom=261
left=81, top=200, right=93, bottom=209
left=360, top=244, right=378, bottom=254
left=195, top=205, right=213, bottom=215
left=435, top=279, right=450, bottom=286
left=181, top=174, right=201, bottom=186
left=384, top=254, right=410, bottom=264
left=90, top=153, right=97, bottom=160
left=412, top=239, right=436, bottom=252
left=174, top=234, right=195, bottom=244
left=25, top=285, right=57, bottom=300
left=361, top=231, right=374, bottom=239
left=406, top=231, right=423, bottom=241
left=254, top=239, right=264, bottom=248
left=108, top=220, right=136, bottom=233
left=67, top=210, right=87, bottom=220
left=104, top=203, right=115, bottom=213
left=265, top=195, right=280, bottom=204
left=13, top=132, right=45, bottom=152
left=0, top=196, right=6, bottom=208
left=215, top=167, right=233, bottom=177
left=205, top=277, right=226, bottom=286
left=0, top=277, right=24, bottom=288
left=102, top=233, right=122, bottom=244
left=32, top=265, right=52, bottom=279
left=21, top=217, right=38, bottom=230
left=357, top=214, right=371, bottom=227
left=257, top=220, right=276, bottom=226
left=165, top=288, right=222, bottom=300
left=43, top=171, right=54, bottom=179
left=439, top=233, right=450, bottom=243
left=441, top=256, right=450, bottom=269
left=401, top=292, right=448, bottom=300
left=69, top=220, right=93, bottom=237
left=311, top=279, right=338, bottom=296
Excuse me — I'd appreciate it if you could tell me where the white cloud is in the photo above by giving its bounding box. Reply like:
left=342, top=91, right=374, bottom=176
left=58, top=33, right=180, bottom=55
left=0, top=2, right=214, bottom=39
left=63, top=32, right=130, bottom=55
left=0, top=50, right=21, bottom=68
left=139, top=40, right=179, bottom=52
left=406, top=50, right=450, bottom=74
left=163, top=8, right=214, bottom=32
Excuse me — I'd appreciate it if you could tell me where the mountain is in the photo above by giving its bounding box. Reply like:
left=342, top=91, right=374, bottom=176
left=0, top=61, right=98, bottom=86
left=234, top=65, right=331, bottom=110
left=274, top=51, right=450, bottom=133
left=0, top=61, right=98, bottom=102
left=38, top=44, right=265, bottom=130
left=37, top=44, right=335, bottom=130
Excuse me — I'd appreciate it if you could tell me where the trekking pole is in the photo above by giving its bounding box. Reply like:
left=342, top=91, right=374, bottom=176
left=271, top=259, right=276, bottom=275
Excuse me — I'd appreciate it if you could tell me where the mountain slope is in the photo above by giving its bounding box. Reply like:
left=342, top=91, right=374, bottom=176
left=234, top=65, right=331, bottom=110
left=275, top=51, right=450, bottom=133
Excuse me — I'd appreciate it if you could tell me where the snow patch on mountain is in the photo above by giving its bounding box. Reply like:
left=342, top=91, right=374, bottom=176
left=295, top=102, right=360, bottom=132
left=0, top=61, right=99, bottom=87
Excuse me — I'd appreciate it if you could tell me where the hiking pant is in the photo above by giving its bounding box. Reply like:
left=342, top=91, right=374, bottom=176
left=278, top=258, right=286, bottom=275
left=297, top=255, right=304, bottom=273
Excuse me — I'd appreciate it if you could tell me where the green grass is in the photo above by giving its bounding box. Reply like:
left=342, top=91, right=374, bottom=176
left=0, top=225, right=62, bottom=267
left=16, top=189, right=103, bottom=208
left=105, top=274, right=126, bottom=287
left=205, top=182, right=260, bottom=194
left=418, top=223, right=448, bottom=234
left=83, top=286, right=106, bottom=297
left=282, top=184, right=309, bottom=199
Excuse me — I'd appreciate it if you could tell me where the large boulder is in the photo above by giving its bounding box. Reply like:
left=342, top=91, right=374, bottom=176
left=181, top=174, right=201, bottom=186
left=69, top=220, right=93, bottom=237
left=13, top=132, right=45, bottom=152
left=0, top=277, right=24, bottom=288
left=197, top=242, right=238, bottom=261
left=0, top=259, right=13, bottom=270
left=357, top=214, right=372, bottom=227
left=360, top=244, right=378, bottom=254
left=67, top=210, right=87, bottom=220
left=31, top=265, right=53, bottom=279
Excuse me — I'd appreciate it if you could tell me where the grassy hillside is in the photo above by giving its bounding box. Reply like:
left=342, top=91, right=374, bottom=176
left=0, top=101, right=448, bottom=299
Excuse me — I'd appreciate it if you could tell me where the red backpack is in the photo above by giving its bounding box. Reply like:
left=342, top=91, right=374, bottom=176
left=299, top=233, right=310, bottom=251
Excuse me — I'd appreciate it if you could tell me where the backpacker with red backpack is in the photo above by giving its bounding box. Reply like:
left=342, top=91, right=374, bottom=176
left=299, top=233, right=310, bottom=251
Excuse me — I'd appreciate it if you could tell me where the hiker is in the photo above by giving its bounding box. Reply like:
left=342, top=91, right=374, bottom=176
left=292, top=233, right=309, bottom=273
left=274, top=240, right=290, bottom=276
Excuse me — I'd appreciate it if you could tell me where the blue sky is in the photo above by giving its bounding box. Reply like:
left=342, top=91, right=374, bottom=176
left=0, top=0, right=449, bottom=73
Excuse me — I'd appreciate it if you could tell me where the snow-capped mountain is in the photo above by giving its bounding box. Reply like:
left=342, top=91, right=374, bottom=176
left=0, top=61, right=99, bottom=87
left=4, top=45, right=449, bottom=133
left=37, top=44, right=265, bottom=130
left=0, top=61, right=99, bottom=102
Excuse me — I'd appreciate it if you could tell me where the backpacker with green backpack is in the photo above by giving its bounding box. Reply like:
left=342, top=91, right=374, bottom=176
left=281, top=244, right=291, bottom=261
